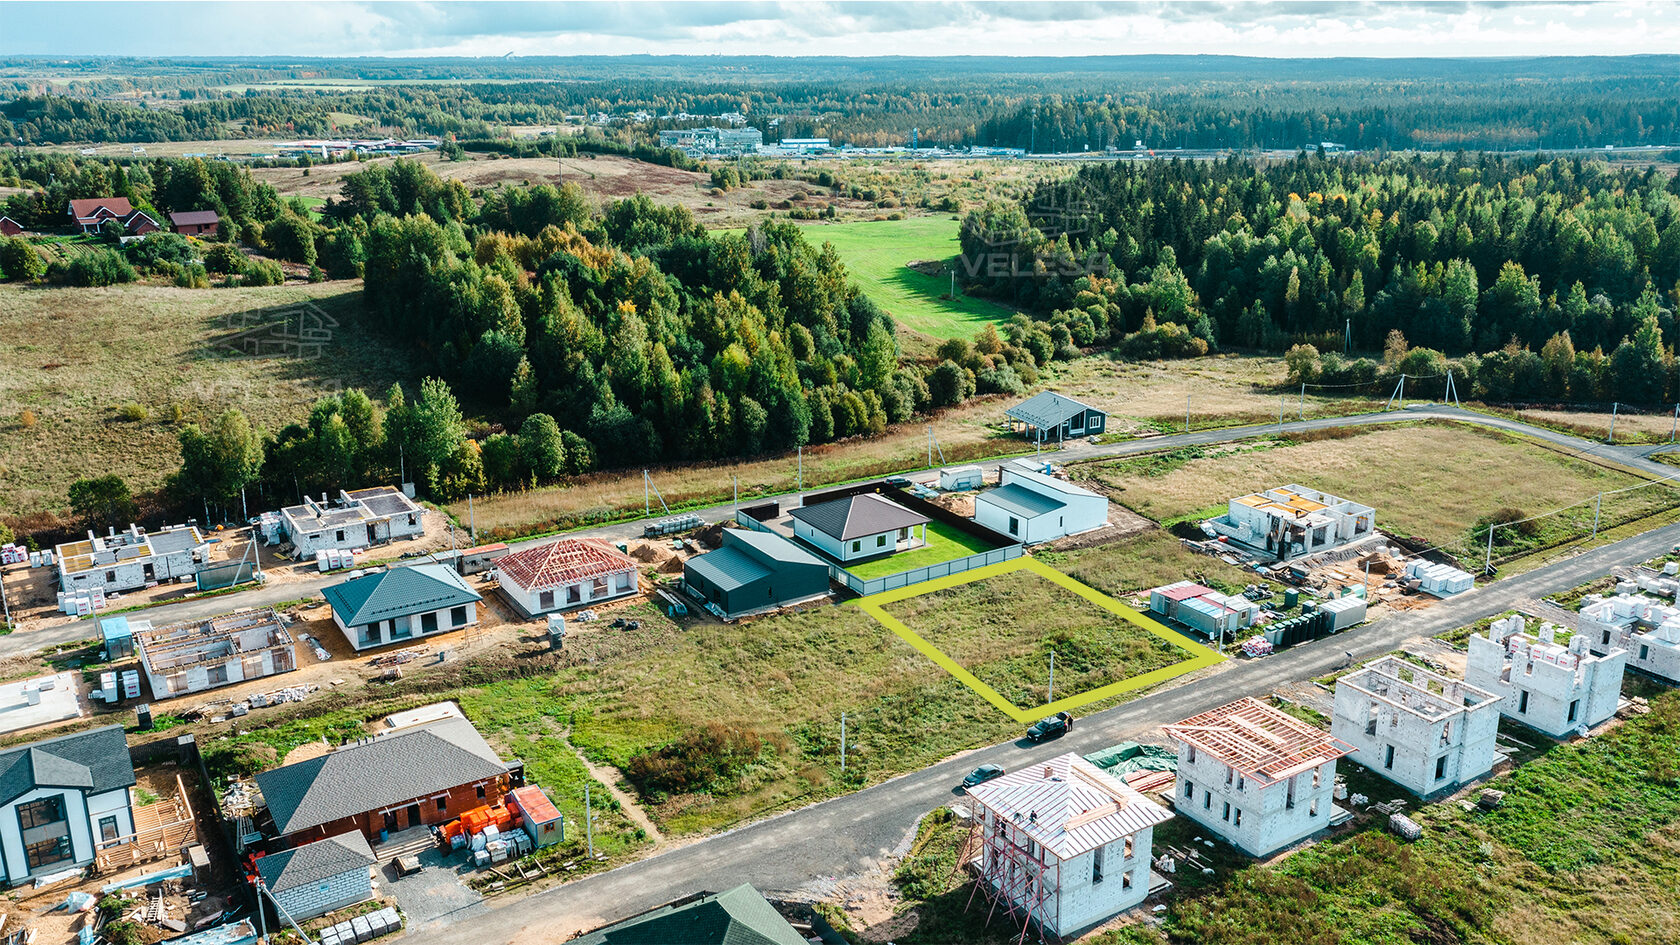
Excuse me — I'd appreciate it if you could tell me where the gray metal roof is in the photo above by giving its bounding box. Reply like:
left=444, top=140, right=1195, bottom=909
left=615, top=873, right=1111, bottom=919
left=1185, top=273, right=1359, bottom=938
left=255, top=717, right=507, bottom=836
left=257, top=830, right=376, bottom=893
left=787, top=494, right=928, bottom=540
left=322, top=564, right=482, bottom=627
left=569, top=884, right=808, bottom=945
left=1005, top=391, right=1099, bottom=429
left=0, top=725, right=135, bottom=807
left=685, top=547, right=771, bottom=592
left=723, top=529, right=827, bottom=568
left=978, top=483, right=1066, bottom=518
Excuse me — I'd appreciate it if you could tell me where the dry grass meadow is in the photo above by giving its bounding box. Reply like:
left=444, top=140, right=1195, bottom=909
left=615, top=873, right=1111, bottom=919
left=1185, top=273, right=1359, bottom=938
left=0, top=281, right=412, bottom=520
left=1075, top=422, right=1680, bottom=557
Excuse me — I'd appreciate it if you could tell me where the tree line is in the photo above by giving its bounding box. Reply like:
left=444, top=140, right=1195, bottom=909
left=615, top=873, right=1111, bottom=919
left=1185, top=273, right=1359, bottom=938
left=959, top=152, right=1680, bottom=405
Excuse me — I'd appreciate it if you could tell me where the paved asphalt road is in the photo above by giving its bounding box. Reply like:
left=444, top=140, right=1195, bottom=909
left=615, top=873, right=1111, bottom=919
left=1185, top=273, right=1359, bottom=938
left=394, top=413, right=1680, bottom=944
left=7, top=403, right=1671, bottom=661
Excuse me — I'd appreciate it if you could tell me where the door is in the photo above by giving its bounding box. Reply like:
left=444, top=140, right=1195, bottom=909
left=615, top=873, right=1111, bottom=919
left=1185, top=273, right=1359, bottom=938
left=382, top=810, right=398, bottom=833
left=143, top=563, right=155, bottom=582
left=406, top=803, right=423, bottom=828
left=367, top=523, right=378, bottom=544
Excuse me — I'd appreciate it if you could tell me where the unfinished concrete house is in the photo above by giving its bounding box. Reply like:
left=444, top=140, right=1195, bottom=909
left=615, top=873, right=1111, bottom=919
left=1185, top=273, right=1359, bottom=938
left=1331, top=656, right=1502, bottom=797
left=1466, top=615, right=1626, bottom=738
left=1205, top=485, right=1375, bottom=561
left=1578, top=592, right=1680, bottom=685
left=965, top=752, right=1173, bottom=941
left=134, top=608, right=297, bottom=700
left=56, top=524, right=210, bottom=594
left=1163, top=697, right=1353, bottom=857
left=266, top=486, right=426, bottom=557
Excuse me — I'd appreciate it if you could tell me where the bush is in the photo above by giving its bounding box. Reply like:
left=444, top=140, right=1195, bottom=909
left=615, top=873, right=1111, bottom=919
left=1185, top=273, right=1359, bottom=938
left=17, top=409, right=36, bottom=430
left=124, top=232, right=196, bottom=272
left=241, top=257, right=285, bottom=286
left=0, top=236, right=47, bottom=281
left=625, top=723, right=763, bottom=799
left=202, top=242, right=245, bottom=274
left=116, top=403, right=149, bottom=422
left=63, top=248, right=137, bottom=287
left=174, top=264, right=210, bottom=288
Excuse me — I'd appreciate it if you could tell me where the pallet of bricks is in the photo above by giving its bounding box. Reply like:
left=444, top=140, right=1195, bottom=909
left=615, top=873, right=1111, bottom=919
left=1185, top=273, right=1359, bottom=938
left=317, top=906, right=403, bottom=944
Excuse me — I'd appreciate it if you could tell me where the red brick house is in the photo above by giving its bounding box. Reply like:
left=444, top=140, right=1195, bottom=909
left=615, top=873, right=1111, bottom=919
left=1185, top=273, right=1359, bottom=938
left=169, top=210, right=220, bottom=237
left=0, top=215, right=23, bottom=237
left=253, top=713, right=513, bottom=848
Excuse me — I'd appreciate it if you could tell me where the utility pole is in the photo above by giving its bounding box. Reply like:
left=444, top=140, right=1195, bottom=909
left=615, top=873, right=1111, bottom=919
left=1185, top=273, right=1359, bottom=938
left=1485, top=522, right=1496, bottom=575
left=1279, top=395, right=1284, bottom=426
left=839, top=712, right=847, bottom=772
left=1609, top=402, right=1619, bottom=444
left=468, top=494, right=476, bottom=544
left=1364, top=558, right=1371, bottom=598
left=1299, top=383, right=1305, bottom=421
left=797, top=446, right=804, bottom=493
left=1185, top=394, right=1191, bottom=434
left=1671, top=404, right=1677, bottom=444
left=733, top=475, right=739, bottom=511
left=584, top=783, right=594, bottom=858
left=1047, top=650, right=1055, bottom=704
left=644, top=471, right=651, bottom=517
left=927, top=425, right=934, bottom=469
left=1592, top=492, right=1603, bottom=538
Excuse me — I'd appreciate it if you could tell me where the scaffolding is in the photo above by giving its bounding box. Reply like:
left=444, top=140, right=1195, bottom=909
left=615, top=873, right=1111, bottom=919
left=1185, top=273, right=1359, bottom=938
left=96, top=774, right=198, bottom=872
left=965, top=809, right=1060, bottom=945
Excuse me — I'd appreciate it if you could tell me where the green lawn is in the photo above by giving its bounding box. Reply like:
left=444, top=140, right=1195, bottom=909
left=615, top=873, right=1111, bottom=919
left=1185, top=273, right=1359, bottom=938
left=844, top=518, right=998, bottom=579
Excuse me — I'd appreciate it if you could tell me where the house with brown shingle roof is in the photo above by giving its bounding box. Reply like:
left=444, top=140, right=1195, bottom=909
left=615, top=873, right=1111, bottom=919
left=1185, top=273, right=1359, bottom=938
left=66, top=198, right=159, bottom=235
left=496, top=538, right=639, bottom=617
left=169, top=210, right=220, bottom=237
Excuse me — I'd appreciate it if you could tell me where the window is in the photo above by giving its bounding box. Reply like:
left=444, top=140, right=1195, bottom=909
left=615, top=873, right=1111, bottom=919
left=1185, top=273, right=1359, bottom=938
left=1366, top=710, right=1378, bottom=736
left=1121, top=869, right=1133, bottom=890
left=1567, top=699, right=1579, bottom=723
left=105, top=570, right=116, bottom=584
left=877, top=535, right=887, bottom=548
left=1225, top=765, right=1234, bottom=786
left=1641, top=644, right=1650, bottom=661
left=1517, top=690, right=1529, bottom=714
left=18, top=796, right=71, bottom=873
left=1183, top=779, right=1195, bottom=799
left=1222, top=801, right=1230, bottom=822
left=1440, top=721, right=1452, bottom=745
left=1233, top=808, right=1242, bottom=827
left=1309, top=799, right=1318, bottom=817
left=1602, top=630, right=1612, bottom=646
left=1186, top=746, right=1196, bottom=764
left=391, top=617, right=411, bottom=640
left=450, top=606, right=468, bottom=627
left=616, top=571, right=633, bottom=592
left=436, top=797, right=448, bottom=812
left=420, top=612, right=439, bottom=634
left=1008, top=517, right=1019, bottom=535
left=335, top=530, right=345, bottom=543
left=99, top=816, right=119, bottom=843
left=476, top=784, right=487, bottom=800
left=1092, top=844, right=1105, bottom=884
left=592, top=577, right=608, bottom=597
left=1203, top=791, right=1211, bottom=810
left=1286, top=776, right=1296, bottom=810
left=1435, top=756, right=1448, bottom=780
left=1312, top=767, right=1322, bottom=789
left=1384, top=745, right=1395, bottom=769
left=1123, top=836, right=1134, bottom=859
left=359, top=624, right=382, bottom=647
left=899, top=527, right=909, bottom=540
left=852, top=541, right=861, bottom=553
left=539, top=590, right=554, bottom=609
left=206, top=664, right=228, bottom=685
left=1236, top=774, right=1245, bottom=792
left=567, top=584, right=582, bottom=604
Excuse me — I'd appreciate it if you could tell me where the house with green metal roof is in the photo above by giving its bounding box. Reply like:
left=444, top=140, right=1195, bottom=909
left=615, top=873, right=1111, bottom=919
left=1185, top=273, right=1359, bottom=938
left=569, top=884, right=808, bottom=945
left=683, top=529, right=831, bottom=619
left=0, top=725, right=136, bottom=885
left=322, top=563, right=482, bottom=651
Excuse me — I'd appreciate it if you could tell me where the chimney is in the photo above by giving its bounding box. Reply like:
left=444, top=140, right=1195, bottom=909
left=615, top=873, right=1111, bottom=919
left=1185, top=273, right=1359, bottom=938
left=1042, top=765, right=1052, bottom=779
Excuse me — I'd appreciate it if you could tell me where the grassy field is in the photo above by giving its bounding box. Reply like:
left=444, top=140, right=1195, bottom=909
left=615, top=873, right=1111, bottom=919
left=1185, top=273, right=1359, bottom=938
left=0, top=281, right=412, bottom=521
left=1074, top=422, right=1680, bottom=561
left=845, top=519, right=998, bottom=579
left=792, top=217, right=1014, bottom=339
left=861, top=685, right=1680, bottom=945
left=880, top=567, right=1194, bottom=710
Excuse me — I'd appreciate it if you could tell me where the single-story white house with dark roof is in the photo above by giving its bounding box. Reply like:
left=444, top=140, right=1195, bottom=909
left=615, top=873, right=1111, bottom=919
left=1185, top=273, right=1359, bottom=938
left=788, top=493, right=929, bottom=564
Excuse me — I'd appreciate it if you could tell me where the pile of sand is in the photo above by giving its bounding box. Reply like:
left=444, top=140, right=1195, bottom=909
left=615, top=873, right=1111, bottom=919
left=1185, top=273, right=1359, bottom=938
left=630, top=542, right=670, bottom=564
left=658, top=555, right=686, bottom=575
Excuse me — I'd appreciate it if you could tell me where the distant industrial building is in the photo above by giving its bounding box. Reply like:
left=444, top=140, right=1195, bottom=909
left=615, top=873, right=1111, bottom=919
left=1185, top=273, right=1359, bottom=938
left=657, top=126, right=763, bottom=156
left=1164, top=697, right=1353, bottom=857
left=56, top=524, right=210, bottom=594
left=683, top=528, right=831, bottom=619
left=771, top=137, right=830, bottom=153
left=1331, top=656, right=1502, bottom=797
left=1005, top=392, right=1107, bottom=444
left=1205, top=485, right=1375, bottom=561
left=1466, top=615, right=1625, bottom=738
left=974, top=466, right=1107, bottom=544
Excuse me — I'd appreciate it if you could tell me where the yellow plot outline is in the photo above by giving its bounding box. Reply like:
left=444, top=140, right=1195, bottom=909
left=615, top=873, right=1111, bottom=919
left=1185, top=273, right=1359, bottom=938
left=855, top=556, right=1225, bottom=724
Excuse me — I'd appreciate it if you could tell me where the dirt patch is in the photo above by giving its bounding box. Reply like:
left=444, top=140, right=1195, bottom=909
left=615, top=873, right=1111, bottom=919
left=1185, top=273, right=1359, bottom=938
left=927, top=492, right=976, bottom=517
left=1044, top=502, right=1158, bottom=552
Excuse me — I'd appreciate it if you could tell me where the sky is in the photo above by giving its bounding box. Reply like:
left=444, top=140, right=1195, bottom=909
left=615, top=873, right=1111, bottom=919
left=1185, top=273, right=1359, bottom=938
left=3, top=1, right=1678, bottom=59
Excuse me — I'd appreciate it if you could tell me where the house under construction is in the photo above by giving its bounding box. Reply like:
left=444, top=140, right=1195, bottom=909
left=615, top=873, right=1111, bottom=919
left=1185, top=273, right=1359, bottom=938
left=963, top=752, right=1173, bottom=943
left=1163, top=697, right=1354, bottom=857
left=1205, top=485, right=1375, bottom=562
left=1331, top=656, right=1503, bottom=797
left=134, top=608, right=297, bottom=700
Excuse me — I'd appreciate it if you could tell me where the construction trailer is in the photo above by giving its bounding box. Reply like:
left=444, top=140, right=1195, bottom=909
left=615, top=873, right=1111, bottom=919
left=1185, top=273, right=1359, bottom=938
left=269, top=487, right=426, bottom=557
left=1578, top=590, right=1680, bottom=684
left=507, top=785, right=563, bottom=848
left=1147, top=581, right=1258, bottom=638
left=1204, top=485, right=1375, bottom=562
left=133, top=608, right=297, bottom=700
left=964, top=753, right=1173, bottom=942
left=1331, top=656, right=1502, bottom=797
left=1465, top=615, right=1625, bottom=738
left=56, top=524, right=210, bottom=594
left=1163, top=697, right=1354, bottom=857
left=938, top=465, right=985, bottom=491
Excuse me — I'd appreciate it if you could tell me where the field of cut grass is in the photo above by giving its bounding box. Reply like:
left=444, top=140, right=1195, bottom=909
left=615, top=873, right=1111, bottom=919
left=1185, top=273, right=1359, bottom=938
left=880, top=567, right=1193, bottom=710
left=1074, top=422, right=1680, bottom=561
left=843, top=519, right=998, bottom=579
left=792, top=217, right=1015, bottom=339
left=0, top=281, right=411, bottom=521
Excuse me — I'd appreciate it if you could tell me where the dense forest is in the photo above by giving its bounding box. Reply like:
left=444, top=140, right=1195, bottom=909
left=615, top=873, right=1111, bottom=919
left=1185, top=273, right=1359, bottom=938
left=961, top=153, right=1680, bottom=404
left=3, top=55, right=1679, bottom=149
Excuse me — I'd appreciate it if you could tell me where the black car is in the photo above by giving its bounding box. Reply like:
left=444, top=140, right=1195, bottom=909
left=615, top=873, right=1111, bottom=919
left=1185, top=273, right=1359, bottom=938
left=961, top=763, right=1005, bottom=791
left=1026, top=711, right=1073, bottom=742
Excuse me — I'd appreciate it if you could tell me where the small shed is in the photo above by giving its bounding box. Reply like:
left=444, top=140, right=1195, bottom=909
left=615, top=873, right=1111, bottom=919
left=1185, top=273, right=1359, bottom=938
left=255, top=831, right=377, bottom=922
left=508, top=785, right=563, bottom=848
left=938, top=465, right=985, bottom=491
left=973, top=467, right=1107, bottom=544
left=100, top=615, right=136, bottom=660
left=684, top=529, right=831, bottom=618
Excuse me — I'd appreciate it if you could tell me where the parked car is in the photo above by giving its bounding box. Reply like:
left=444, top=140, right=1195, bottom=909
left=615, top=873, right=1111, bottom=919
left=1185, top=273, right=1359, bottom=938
left=1026, top=711, right=1073, bottom=742
left=961, top=763, right=1005, bottom=791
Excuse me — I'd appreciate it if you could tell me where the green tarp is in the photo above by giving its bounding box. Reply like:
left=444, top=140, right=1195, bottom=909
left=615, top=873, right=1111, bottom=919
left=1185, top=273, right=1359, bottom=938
left=1084, top=742, right=1177, bottom=775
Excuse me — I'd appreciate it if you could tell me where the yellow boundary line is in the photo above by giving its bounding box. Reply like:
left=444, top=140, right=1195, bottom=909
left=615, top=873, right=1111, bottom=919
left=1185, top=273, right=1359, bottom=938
left=855, top=557, right=1224, bottom=724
